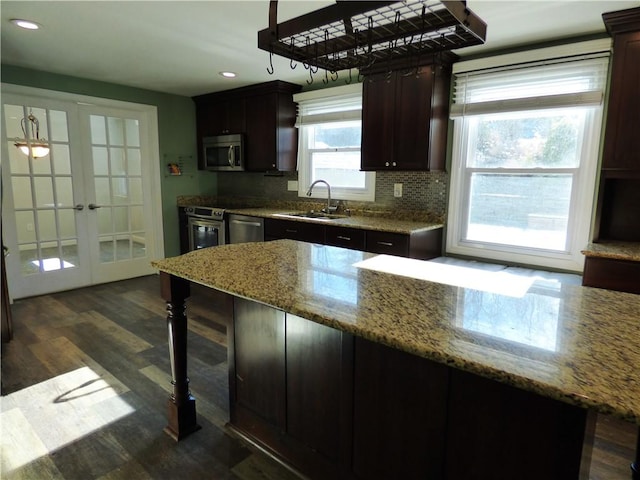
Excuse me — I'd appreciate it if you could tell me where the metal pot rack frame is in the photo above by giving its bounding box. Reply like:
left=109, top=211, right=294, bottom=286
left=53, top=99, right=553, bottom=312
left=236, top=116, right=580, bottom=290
left=258, top=0, right=487, bottom=82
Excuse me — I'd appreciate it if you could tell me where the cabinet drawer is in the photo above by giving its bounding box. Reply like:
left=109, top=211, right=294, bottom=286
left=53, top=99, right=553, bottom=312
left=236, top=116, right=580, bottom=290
left=366, top=231, right=409, bottom=257
left=582, top=256, right=640, bottom=294
left=325, top=226, right=365, bottom=251
left=264, top=218, right=325, bottom=243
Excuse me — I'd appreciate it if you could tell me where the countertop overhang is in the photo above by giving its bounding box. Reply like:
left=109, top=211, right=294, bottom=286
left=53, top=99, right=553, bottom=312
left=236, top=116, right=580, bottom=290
left=152, top=240, right=640, bottom=425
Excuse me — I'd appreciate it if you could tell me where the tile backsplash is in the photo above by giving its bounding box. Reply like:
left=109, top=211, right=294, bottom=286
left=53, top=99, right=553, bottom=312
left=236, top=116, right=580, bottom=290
left=216, top=170, right=448, bottom=218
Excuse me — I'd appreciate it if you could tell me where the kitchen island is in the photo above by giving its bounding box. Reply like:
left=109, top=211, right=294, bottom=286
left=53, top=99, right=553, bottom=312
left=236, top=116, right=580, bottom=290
left=152, top=240, right=640, bottom=479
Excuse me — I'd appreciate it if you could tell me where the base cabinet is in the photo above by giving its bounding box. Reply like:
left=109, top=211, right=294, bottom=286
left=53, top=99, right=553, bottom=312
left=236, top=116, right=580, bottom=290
left=264, top=218, right=443, bottom=260
left=352, top=338, right=448, bottom=480
left=229, top=298, right=594, bottom=480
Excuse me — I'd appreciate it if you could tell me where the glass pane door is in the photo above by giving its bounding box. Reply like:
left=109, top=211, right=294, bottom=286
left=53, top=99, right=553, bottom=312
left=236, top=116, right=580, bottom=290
left=2, top=100, right=91, bottom=298
left=89, top=114, right=146, bottom=264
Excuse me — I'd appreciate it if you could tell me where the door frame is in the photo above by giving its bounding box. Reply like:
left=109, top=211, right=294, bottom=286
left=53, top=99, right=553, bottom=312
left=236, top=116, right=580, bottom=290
left=1, top=83, right=165, bottom=298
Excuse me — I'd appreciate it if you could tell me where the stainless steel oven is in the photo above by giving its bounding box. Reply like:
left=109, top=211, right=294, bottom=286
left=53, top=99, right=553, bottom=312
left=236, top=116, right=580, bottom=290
left=185, top=206, right=226, bottom=251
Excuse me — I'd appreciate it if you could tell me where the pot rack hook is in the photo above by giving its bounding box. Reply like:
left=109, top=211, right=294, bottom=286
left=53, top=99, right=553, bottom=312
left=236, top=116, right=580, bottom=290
left=289, top=37, right=297, bottom=70
left=345, top=68, right=353, bottom=84
left=330, top=70, right=338, bottom=82
left=306, top=66, right=314, bottom=85
left=266, top=48, right=275, bottom=75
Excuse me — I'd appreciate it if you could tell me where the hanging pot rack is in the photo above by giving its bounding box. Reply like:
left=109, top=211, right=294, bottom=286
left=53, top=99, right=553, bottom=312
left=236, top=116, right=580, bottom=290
left=258, top=0, right=487, bottom=75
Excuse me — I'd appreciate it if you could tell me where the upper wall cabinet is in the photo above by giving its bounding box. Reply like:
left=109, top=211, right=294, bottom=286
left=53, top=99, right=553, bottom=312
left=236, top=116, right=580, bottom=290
left=601, top=7, right=640, bottom=171
left=361, top=57, right=454, bottom=172
left=592, top=7, right=640, bottom=243
left=193, top=81, right=301, bottom=172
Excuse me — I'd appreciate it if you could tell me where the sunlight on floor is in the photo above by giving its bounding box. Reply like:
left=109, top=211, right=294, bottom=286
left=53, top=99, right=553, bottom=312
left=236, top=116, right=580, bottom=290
left=354, top=255, right=535, bottom=297
left=30, top=258, right=75, bottom=272
left=0, top=366, right=134, bottom=473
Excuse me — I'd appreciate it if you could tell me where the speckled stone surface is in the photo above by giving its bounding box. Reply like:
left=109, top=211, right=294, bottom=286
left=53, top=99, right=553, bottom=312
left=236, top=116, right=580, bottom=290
left=152, top=240, right=640, bottom=426
left=582, top=241, right=640, bottom=262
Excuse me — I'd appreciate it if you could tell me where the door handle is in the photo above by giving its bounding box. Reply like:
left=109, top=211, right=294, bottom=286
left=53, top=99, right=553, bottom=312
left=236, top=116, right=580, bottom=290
left=88, top=203, right=102, bottom=210
left=73, top=204, right=84, bottom=211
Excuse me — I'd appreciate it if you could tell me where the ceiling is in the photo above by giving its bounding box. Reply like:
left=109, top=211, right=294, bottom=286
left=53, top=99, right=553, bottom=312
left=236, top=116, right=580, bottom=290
left=2, top=1, right=638, bottom=98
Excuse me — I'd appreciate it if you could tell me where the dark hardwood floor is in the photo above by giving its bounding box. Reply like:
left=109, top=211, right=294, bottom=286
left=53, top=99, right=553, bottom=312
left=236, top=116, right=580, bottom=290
left=1, top=275, right=637, bottom=479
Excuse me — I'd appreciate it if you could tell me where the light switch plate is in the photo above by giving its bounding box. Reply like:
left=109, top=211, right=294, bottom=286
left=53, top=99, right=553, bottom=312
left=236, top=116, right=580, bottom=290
left=287, top=180, right=299, bottom=191
left=394, top=183, right=403, bottom=197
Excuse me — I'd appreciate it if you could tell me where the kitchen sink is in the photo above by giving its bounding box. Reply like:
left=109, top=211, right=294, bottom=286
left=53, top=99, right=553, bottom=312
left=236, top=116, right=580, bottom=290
left=273, top=211, right=346, bottom=221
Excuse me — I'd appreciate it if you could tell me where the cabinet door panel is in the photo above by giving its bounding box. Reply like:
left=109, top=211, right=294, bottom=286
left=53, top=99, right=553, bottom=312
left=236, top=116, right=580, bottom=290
left=394, top=67, right=433, bottom=170
left=233, top=298, right=286, bottom=428
left=361, top=73, right=395, bottom=171
left=602, top=31, right=640, bottom=170
left=353, top=338, right=449, bottom=480
left=245, top=93, right=277, bottom=171
left=286, top=314, right=353, bottom=463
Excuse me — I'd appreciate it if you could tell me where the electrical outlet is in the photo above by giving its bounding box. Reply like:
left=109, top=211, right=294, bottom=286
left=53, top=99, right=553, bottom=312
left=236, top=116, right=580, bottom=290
left=287, top=180, right=299, bottom=191
left=393, top=183, right=403, bottom=198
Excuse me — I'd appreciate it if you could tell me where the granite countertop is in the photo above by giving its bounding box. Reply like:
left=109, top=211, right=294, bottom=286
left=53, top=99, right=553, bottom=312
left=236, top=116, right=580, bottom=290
left=152, top=240, right=640, bottom=426
left=227, top=207, right=443, bottom=234
left=582, top=241, right=640, bottom=262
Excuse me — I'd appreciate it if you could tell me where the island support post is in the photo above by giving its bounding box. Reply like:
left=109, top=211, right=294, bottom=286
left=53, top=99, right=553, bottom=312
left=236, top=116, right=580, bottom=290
left=160, top=272, right=201, bottom=440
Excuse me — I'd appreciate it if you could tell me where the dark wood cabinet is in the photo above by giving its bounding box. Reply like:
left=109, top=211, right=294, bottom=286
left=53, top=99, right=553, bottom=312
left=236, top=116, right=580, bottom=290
left=264, top=218, right=442, bottom=260
left=245, top=89, right=299, bottom=172
left=585, top=8, right=640, bottom=292
left=592, top=8, right=640, bottom=243
left=444, top=369, right=593, bottom=480
left=352, top=338, right=448, bottom=480
left=232, top=298, right=286, bottom=429
left=365, top=230, right=409, bottom=257
left=193, top=80, right=301, bottom=172
left=325, top=226, right=366, bottom=251
left=197, top=98, right=246, bottom=137
left=601, top=11, right=640, bottom=171
left=264, top=218, right=326, bottom=243
left=361, top=61, right=452, bottom=171
left=229, top=298, right=594, bottom=480
left=583, top=256, right=640, bottom=294
left=286, top=314, right=353, bottom=466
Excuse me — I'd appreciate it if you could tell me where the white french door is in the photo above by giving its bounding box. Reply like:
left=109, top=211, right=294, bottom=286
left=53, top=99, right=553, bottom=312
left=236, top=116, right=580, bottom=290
left=1, top=87, right=164, bottom=299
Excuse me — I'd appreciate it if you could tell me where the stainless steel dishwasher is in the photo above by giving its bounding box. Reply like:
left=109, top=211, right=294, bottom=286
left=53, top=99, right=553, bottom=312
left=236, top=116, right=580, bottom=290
left=228, top=214, right=264, bottom=244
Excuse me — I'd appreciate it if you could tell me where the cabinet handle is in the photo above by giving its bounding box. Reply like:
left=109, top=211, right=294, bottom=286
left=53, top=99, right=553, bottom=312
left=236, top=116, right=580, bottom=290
left=337, top=235, right=351, bottom=241
left=285, top=229, right=298, bottom=233
left=377, top=241, right=393, bottom=246
left=385, top=162, right=390, bottom=167
left=392, top=162, right=397, bottom=167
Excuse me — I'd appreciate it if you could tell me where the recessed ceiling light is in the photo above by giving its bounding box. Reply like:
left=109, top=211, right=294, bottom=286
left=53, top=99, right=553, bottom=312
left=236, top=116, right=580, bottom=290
left=10, top=18, right=41, bottom=30
left=219, top=71, right=237, bottom=78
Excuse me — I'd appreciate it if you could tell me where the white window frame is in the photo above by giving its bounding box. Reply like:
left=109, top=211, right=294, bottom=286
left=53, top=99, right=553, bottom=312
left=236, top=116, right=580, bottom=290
left=294, top=83, right=375, bottom=202
left=446, top=41, right=611, bottom=272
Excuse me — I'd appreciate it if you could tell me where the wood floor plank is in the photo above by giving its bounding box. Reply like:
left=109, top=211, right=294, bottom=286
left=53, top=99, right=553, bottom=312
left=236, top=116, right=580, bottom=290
left=82, top=310, right=153, bottom=354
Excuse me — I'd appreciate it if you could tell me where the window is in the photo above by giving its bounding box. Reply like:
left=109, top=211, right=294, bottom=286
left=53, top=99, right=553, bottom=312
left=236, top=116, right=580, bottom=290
left=447, top=43, right=610, bottom=272
left=294, top=84, right=375, bottom=202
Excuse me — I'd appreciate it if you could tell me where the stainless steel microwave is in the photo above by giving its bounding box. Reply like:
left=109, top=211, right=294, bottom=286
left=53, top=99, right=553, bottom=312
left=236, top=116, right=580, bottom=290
left=202, top=134, right=244, bottom=171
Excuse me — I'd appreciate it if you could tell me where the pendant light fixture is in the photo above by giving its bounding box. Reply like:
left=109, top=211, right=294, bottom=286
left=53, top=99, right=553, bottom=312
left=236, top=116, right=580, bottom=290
left=14, top=110, right=50, bottom=159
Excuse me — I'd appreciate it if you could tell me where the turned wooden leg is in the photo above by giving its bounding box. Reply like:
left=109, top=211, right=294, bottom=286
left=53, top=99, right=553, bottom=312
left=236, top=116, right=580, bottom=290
left=160, top=272, right=201, bottom=441
left=632, top=426, right=640, bottom=480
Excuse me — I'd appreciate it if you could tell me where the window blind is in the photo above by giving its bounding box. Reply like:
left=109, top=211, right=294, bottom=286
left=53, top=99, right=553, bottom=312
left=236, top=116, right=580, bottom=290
left=450, top=53, right=610, bottom=118
left=294, top=83, right=362, bottom=126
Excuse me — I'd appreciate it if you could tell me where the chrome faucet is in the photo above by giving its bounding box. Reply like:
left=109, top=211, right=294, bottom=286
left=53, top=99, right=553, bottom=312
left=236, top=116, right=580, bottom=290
left=306, top=179, right=334, bottom=213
